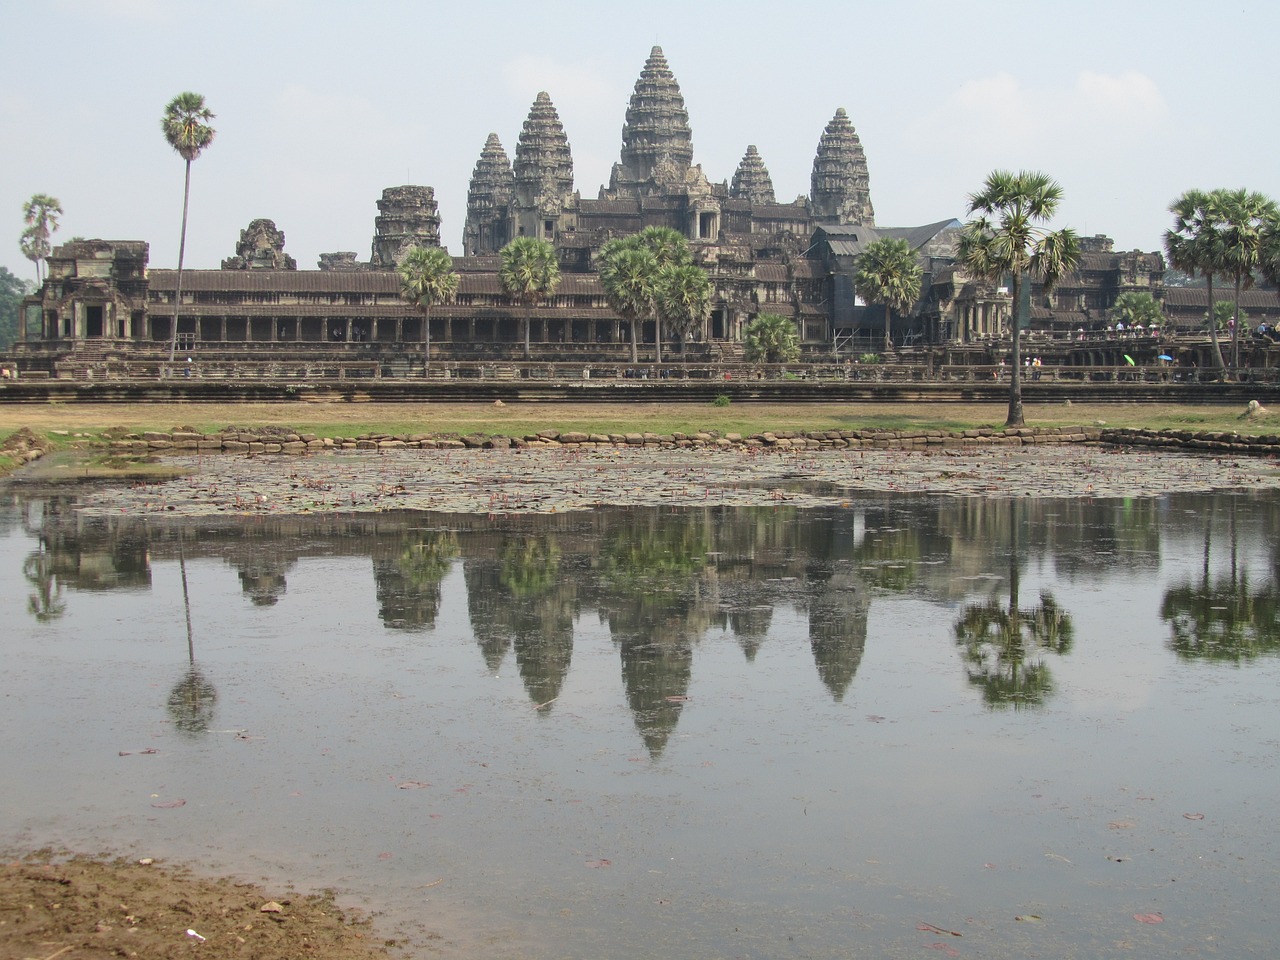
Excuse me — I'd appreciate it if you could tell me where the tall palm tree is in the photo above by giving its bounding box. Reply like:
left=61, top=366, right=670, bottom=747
left=20, top=194, right=62, bottom=284
left=1165, top=189, right=1226, bottom=374
left=499, top=236, right=560, bottom=359
left=657, top=262, right=713, bottom=353
left=853, top=237, right=923, bottom=352
left=161, top=92, right=216, bottom=364
left=397, top=245, right=459, bottom=374
left=599, top=239, right=659, bottom=364
left=635, top=226, right=692, bottom=364
left=1217, top=188, right=1278, bottom=370
left=958, top=170, right=1080, bottom=427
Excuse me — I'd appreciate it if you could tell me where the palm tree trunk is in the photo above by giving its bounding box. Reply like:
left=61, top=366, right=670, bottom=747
left=1005, top=271, right=1025, bottom=428
left=654, top=312, right=663, bottom=365
left=884, top=304, right=892, bottom=353
left=629, top=319, right=638, bottom=364
left=1206, top=275, right=1226, bottom=374
left=524, top=305, right=532, bottom=360
left=168, top=158, right=193, bottom=365
left=1232, top=274, right=1243, bottom=373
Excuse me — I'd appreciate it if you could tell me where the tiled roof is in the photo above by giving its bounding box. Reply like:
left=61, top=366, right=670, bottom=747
left=151, top=269, right=401, bottom=293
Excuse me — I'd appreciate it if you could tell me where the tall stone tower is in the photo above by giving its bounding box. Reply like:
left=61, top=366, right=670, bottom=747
left=809, top=108, right=875, bottom=226
left=370, top=185, right=442, bottom=267
left=613, top=45, right=694, bottom=192
left=512, top=91, right=575, bottom=242
left=730, top=145, right=776, bottom=205
left=463, top=133, right=515, bottom=255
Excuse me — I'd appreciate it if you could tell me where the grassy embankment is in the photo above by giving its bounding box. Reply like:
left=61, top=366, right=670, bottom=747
left=0, top=399, right=1267, bottom=477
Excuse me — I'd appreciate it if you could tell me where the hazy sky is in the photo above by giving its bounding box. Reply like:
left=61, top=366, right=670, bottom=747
left=4, top=0, right=1278, bottom=283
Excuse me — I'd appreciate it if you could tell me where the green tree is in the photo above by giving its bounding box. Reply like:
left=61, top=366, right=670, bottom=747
left=1260, top=214, right=1280, bottom=292
left=1217, top=188, right=1278, bottom=370
left=853, top=237, right=923, bottom=352
left=958, top=170, right=1080, bottom=427
left=397, top=244, right=458, bottom=374
left=1165, top=189, right=1227, bottom=373
left=1109, top=291, right=1164, bottom=329
left=657, top=262, right=713, bottom=352
left=1210, top=299, right=1242, bottom=332
left=742, top=312, right=800, bottom=364
left=599, top=239, right=659, bottom=364
left=598, top=227, right=698, bottom=364
left=20, top=194, right=62, bottom=284
left=0, top=266, right=32, bottom=350
left=499, top=236, right=560, bottom=359
left=636, top=226, right=693, bottom=364
left=161, top=92, right=216, bottom=364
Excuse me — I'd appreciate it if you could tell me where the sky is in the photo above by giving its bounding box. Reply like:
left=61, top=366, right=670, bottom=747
left=4, top=0, right=1279, bottom=284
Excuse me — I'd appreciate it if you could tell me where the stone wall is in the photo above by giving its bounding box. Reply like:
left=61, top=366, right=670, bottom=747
left=96, top=424, right=1280, bottom=456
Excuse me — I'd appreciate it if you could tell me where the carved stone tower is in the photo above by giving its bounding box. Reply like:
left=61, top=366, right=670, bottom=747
left=463, top=133, right=515, bottom=255
left=512, top=92, right=575, bottom=242
left=614, top=46, right=694, bottom=192
left=730, top=145, right=776, bottom=205
left=809, top=108, right=875, bottom=226
left=370, top=185, right=442, bottom=267
left=221, top=219, right=297, bottom=270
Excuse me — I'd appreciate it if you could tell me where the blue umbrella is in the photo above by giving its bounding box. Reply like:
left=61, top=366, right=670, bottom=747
left=1158, top=354, right=1173, bottom=361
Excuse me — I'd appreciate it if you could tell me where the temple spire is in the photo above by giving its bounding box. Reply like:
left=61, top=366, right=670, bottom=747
left=513, top=92, right=574, bottom=205
left=730, top=145, right=776, bottom=205
left=809, top=107, right=875, bottom=225
left=618, top=45, right=693, bottom=184
left=464, top=133, right=515, bottom=255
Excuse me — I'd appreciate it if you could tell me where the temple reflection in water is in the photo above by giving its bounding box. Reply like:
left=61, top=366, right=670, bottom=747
left=9, top=489, right=1280, bottom=754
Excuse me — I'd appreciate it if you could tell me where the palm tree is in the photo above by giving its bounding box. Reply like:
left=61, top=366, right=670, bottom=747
left=657, top=262, right=713, bottom=353
left=161, top=92, right=216, bottom=364
left=20, top=194, right=62, bottom=284
left=635, top=226, right=692, bottom=364
left=397, top=245, right=458, bottom=374
left=1109, top=291, right=1164, bottom=329
left=1217, top=188, right=1278, bottom=370
left=853, top=237, right=923, bottom=352
left=599, top=239, right=659, bottom=364
left=742, top=312, right=800, bottom=364
left=1260, top=214, right=1280, bottom=291
left=958, top=170, right=1080, bottom=428
left=499, top=236, right=560, bottom=359
left=1165, top=189, right=1226, bottom=373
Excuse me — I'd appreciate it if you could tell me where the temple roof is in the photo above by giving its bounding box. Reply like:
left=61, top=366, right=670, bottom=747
left=618, top=46, right=693, bottom=183
left=730, top=145, right=776, bottom=205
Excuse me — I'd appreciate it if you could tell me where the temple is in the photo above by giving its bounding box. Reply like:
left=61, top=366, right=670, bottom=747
left=16, top=44, right=1249, bottom=378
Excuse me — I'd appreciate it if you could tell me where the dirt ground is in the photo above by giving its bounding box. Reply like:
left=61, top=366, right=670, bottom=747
left=0, top=855, right=398, bottom=960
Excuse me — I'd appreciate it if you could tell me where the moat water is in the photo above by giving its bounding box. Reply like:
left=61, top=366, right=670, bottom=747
left=2, top=487, right=1278, bottom=958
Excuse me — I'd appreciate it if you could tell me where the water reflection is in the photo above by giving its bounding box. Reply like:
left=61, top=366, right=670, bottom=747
left=1160, top=494, right=1280, bottom=661
left=12, top=489, right=1280, bottom=731
left=7, top=484, right=1280, bottom=958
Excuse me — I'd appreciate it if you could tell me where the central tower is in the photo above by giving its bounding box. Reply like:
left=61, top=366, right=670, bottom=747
left=611, top=46, right=694, bottom=194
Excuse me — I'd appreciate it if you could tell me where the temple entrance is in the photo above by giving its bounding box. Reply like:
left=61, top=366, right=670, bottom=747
left=85, top=305, right=104, bottom=338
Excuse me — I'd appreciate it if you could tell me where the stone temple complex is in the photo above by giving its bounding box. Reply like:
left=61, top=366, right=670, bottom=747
left=13, top=45, right=1205, bottom=376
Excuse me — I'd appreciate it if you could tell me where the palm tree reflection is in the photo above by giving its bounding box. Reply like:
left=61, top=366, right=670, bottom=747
left=953, top=502, right=1074, bottom=710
